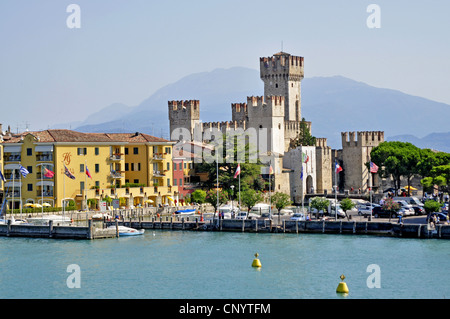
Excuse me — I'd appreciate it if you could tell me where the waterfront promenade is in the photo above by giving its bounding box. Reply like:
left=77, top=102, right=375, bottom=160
left=0, top=205, right=449, bottom=240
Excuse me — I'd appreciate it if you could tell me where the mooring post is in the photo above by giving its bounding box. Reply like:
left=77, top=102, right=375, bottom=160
left=115, top=219, right=119, bottom=238
left=49, top=220, right=54, bottom=238
left=6, top=219, right=11, bottom=237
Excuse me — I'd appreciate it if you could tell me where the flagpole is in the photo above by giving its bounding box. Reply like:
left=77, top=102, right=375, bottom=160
left=63, top=163, right=65, bottom=221
left=12, top=168, right=15, bottom=220
left=85, top=160, right=87, bottom=212
left=335, top=161, right=338, bottom=220
left=41, top=164, right=44, bottom=218
left=238, top=163, right=241, bottom=210
left=301, top=165, right=304, bottom=214
left=216, top=150, right=219, bottom=220
left=269, top=161, right=272, bottom=218
left=20, top=166, right=23, bottom=220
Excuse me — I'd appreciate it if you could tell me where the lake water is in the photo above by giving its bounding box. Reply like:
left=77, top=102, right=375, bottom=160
left=0, top=230, right=449, bottom=299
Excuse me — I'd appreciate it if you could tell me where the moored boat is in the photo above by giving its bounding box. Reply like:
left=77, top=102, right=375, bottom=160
left=174, top=209, right=196, bottom=216
left=108, top=225, right=145, bottom=236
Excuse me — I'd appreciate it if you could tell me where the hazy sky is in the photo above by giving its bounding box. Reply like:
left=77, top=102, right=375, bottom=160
left=1, top=1, right=449, bottom=132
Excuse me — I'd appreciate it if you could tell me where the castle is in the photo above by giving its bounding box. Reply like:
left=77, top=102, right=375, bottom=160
left=168, top=51, right=384, bottom=203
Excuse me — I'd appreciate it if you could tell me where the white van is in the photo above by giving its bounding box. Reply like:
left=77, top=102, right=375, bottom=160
left=251, top=203, right=271, bottom=218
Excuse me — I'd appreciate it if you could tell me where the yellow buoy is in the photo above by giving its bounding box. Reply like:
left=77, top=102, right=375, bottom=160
left=252, top=253, right=262, bottom=268
left=336, top=274, right=349, bottom=294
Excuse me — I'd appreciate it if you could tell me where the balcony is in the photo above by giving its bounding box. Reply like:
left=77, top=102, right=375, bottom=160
left=6, top=191, right=20, bottom=198
left=109, top=154, right=122, bottom=161
left=36, top=154, right=53, bottom=162
left=153, top=171, right=165, bottom=177
left=110, top=170, right=123, bottom=179
left=36, top=190, right=54, bottom=197
left=152, top=153, right=164, bottom=161
left=4, top=154, right=21, bottom=162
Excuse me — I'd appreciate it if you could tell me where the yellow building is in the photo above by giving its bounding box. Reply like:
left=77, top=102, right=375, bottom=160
left=1, top=130, right=177, bottom=210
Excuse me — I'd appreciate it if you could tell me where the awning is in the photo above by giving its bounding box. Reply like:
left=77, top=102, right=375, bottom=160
left=35, top=145, right=54, bottom=152
left=3, top=145, right=21, bottom=153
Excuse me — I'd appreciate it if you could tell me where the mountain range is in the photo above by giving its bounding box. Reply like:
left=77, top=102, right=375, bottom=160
left=53, top=67, right=450, bottom=152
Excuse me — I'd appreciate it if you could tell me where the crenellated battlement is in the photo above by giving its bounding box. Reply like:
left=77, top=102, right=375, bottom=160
left=342, top=131, right=385, bottom=147
left=315, top=137, right=328, bottom=148
left=202, top=120, right=247, bottom=132
left=247, top=95, right=285, bottom=107
left=260, top=52, right=304, bottom=81
left=231, top=103, right=248, bottom=122
left=168, top=100, right=200, bottom=120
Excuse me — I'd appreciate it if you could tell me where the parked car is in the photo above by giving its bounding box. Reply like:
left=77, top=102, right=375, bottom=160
left=290, top=213, right=306, bottom=221
left=357, top=204, right=379, bottom=217
left=372, top=206, right=403, bottom=218
left=328, top=205, right=347, bottom=219
left=394, top=200, right=415, bottom=216
left=411, top=205, right=426, bottom=215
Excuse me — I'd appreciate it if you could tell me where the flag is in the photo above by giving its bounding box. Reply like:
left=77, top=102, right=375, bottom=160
left=269, top=165, right=273, bottom=175
left=86, top=166, right=92, bottom=179
left=64, top=164, right=76, bottom=180
left=43, top=167, right=54, bottom=178
left=233, top=164, right=240, bottom=179
left=335, top=161, right=343, bottom=173
left=19, top=165, right=29, bottom=178
left=300, top=167, right=303, bottom=180
left=301, top=152, right=309, bottom=163
left=0, top=169, right=5, bottom=182
left=370, top=161, right=379, bottom=173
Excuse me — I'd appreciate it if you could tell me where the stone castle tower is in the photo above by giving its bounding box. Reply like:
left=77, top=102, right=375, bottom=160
left=260, top=52, right=304, bottom=122
left=168, top=100, right=200, bottom=141
left=339, top=131, right=384, bottom=192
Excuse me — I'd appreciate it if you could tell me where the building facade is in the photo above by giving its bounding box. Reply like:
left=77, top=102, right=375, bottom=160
left=1, top=130, right=178, bottom=211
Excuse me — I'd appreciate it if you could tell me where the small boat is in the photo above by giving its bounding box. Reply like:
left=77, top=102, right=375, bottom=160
left=174, top=209, right=196, bottom=215
left=108, top=225, right=145, bottom=236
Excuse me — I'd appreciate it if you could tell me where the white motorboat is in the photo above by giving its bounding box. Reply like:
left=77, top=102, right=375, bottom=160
left=108, top=225, right=145, bottom=236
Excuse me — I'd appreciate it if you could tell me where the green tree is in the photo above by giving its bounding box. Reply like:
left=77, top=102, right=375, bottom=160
left=241, top=189, right=264, bottom=211
left=309, top=197, right=329, bottom=219
left=340, top=198, right=355, bottom=213
left=371, top=141, right=421, bottom=195
left=195, top=132, right=262, bottom=192
left=417, top=149, right=450, bottom=193
left=292, top=118, right=316, bottom=147
left=191, top=189, right=207, bottom=204
left=205, top=189, right=229, bottom=212
left=272, top=192, right=292, bottom=211
left=424, top=200, right=441, bottom=214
